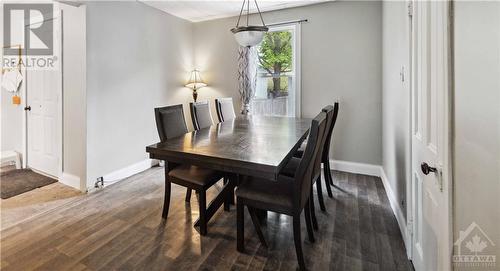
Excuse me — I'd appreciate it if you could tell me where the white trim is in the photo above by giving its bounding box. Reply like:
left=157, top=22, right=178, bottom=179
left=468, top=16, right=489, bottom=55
left=295, top=23, right=302, bottom=118
left=265, top=24, right=301, bottom=117
left=329, top=159, right=410, bottom=257
left=102, top=159, right=159, bottom=187
left=329, top=159, right=381, bottom=177
left=379, top=167, right=411, bottom=257
left=59, top=172, right=81, bottom=190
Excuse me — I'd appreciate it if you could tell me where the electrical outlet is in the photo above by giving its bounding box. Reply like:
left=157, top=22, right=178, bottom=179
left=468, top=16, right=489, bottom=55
left=95, top=177, right=104, bottom=188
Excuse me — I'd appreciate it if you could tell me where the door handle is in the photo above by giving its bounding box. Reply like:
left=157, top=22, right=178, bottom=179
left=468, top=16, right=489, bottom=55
left=24, top=106, right=31, bottom=111
left=421, top=162, right=437, bottom=175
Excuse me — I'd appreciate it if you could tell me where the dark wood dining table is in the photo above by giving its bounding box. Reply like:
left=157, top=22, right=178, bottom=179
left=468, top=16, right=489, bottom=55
left=146, top=115, right=311, bottom=224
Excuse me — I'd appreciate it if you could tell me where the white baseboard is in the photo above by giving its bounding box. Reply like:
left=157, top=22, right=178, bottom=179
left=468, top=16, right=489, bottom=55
left=329, top=159, right=381, bottom=177
left=60, top=172, right=81, bottom=191
left=329, top=159, right=410, bottom=257
left=102, top=159, right=159, bottom=187
left=378, top=167, right=410, bottom=257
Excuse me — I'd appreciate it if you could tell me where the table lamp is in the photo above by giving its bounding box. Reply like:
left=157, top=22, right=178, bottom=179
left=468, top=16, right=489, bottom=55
left=185, top=69, right=207, bottom=102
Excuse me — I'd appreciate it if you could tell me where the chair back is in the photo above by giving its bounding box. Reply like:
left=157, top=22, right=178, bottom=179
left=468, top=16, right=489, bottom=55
left=293, top=112, right=327, bottom=210
left=154, top=104, right=188, bottom=141
left=311, top=106, right=334, bottom=179
left=190, top=101, right=214, bottom=130
left=322, top=102, right=339, bottom=161
left=215, top=97, right=236, bottom=122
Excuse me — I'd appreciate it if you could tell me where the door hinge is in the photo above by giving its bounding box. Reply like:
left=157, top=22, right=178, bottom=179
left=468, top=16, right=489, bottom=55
left=408, top=1, right=413, bottom=17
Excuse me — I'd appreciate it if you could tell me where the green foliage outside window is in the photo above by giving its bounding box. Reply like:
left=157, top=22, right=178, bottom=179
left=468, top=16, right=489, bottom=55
left=258, top=31, right=292, bottom=98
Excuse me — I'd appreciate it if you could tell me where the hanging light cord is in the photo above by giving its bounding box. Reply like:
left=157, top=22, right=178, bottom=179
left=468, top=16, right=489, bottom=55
left=246, top=0, right=250, bottom=26
left=254, top=0, right=266, bottom=26
left=235, top=0, right=246, bottom=28
left=234, top=0, right=266, bottom=28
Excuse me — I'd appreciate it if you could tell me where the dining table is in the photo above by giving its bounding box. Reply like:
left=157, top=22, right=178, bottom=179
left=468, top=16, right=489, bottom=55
left=146, top=115, right=311, bottom=224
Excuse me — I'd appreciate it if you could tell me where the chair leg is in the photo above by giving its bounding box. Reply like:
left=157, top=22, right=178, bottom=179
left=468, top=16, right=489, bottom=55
left=309, top=190, right=318, bottom=230
left=162, top=180, right=171, bottom=219
left=323, top=170, right=333, bottom=198
left=316, top=176, right=327, bottom=212
left=324, top=160, right=334, bottom=186
left=304, top=201, right=315, bottom=243
left=185, top=188, right=192, bottom=202
left=223, top=178, right=230, bottom=212
left=237, top=200, right=245, bottom=252
left=198, top=190, right=207, bottom=235
left=293, top=214, right=307, bottom=271
left=248, top=207, right=268, bottom=248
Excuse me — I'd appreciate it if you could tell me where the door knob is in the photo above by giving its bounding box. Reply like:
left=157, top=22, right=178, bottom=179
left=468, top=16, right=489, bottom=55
left=421, top=162, right=437, bottom=175
left=24, top=106, right=31, bottom=111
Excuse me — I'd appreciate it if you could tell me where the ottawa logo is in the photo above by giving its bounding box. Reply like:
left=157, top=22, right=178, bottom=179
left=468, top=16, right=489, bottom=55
left=453, top=222, right=496, bottom=268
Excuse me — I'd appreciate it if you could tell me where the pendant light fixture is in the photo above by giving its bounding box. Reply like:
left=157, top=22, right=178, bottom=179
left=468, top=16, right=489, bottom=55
left=230, top=0, right=268, bottom=47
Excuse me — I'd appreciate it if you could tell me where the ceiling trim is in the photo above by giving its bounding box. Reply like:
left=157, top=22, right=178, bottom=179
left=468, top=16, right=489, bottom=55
left=139, top=1, right=333, bottom=23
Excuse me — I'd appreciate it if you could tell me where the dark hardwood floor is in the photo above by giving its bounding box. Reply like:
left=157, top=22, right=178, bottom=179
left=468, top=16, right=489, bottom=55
left=0, top=167, right=412, bottom=271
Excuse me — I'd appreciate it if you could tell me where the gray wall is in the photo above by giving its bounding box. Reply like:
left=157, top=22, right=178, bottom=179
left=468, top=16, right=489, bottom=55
left=85, top=1, right=194, bottom=188
left=382, top=1, right=410, bottom=219
left=194, top=1, right=383, bottom=165
left=454, top=1, right=500, bottom=264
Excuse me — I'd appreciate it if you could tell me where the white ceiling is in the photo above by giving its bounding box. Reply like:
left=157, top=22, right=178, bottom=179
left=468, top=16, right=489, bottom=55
left=140, top=1, right=332, bottom=22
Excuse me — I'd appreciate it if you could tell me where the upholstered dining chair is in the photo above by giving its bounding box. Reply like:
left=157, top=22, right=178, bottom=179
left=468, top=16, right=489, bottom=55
left=236, top=112, right=327, bottom=271
left=215, top=97, right=236, bottom=122
left=190, top=101, right=214, bottom=130
left=282, top=103, right=338, bottom=229
left=154, top=104, right=226, bottom=235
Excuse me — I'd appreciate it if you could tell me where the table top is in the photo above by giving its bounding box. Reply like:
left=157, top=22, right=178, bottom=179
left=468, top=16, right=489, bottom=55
left=146, top=115, right=311, bottom=179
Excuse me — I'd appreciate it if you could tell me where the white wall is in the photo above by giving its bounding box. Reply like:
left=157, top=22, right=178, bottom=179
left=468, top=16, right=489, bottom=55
left=382, top=1, right=410, bottom=220
left=1, top=4, right=87, bottom=191
left=194, top=1, right=383, bottom=165
left=61, top=3, right=87, bottom=190
left=0, top=3, right=24, bottom=157
left=454, top=1, right=500, bottom=265
left=85, top=1, right=194, bottom=189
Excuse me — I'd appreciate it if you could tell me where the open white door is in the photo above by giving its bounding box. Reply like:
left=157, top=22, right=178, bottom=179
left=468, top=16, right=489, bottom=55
left=410, top=1, right=452, bottom=271
left=26, top=14, right=62, bottom=178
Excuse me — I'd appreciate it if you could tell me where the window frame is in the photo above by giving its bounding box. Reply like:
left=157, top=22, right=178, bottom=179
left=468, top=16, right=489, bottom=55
left=255, top=23, right=301, bottom=117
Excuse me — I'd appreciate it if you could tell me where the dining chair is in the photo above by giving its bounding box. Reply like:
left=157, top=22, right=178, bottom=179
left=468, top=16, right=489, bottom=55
left=190, top=101, right=214, bottom=130
left=154, top=104, right=226, bottom=235
left=322, top=102, right=340, bottom=189
left=236, top=112, right=327, bottom=271
left=215, top=97, right=236, bottom=122
left=284, top=105, right=335, bottom=210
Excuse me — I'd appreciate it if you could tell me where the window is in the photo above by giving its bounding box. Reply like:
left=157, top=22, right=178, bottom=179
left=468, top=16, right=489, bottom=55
left=251, top=24, right=301, bottom=117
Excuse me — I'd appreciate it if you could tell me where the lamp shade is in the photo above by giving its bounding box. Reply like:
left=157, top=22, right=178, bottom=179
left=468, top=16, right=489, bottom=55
left=185, top=70, right=207, bottom=90
left=230, top=0, right=268, bottom=47
left=231, top=26, right=268, bottom=47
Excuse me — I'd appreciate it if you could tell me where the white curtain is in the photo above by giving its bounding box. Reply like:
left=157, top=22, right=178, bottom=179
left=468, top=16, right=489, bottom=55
left=237, top=46, right=258, bottom=114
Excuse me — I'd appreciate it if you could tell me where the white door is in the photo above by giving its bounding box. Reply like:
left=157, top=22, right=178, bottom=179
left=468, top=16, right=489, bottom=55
left=26, top=15, right=62, bottom=178
left=410, top=1, right=452, bottom=271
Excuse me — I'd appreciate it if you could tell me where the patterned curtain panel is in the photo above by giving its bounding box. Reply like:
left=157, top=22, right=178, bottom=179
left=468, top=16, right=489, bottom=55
left=237, top=46, right=258, bottom=114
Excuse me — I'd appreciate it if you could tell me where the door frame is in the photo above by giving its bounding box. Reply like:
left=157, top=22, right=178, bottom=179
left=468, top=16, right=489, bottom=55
left=407, top=0, right=454, bottom=268
left=22, top=10, right=63, bottom=180
left=406, top=0, right=414, bottom=260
